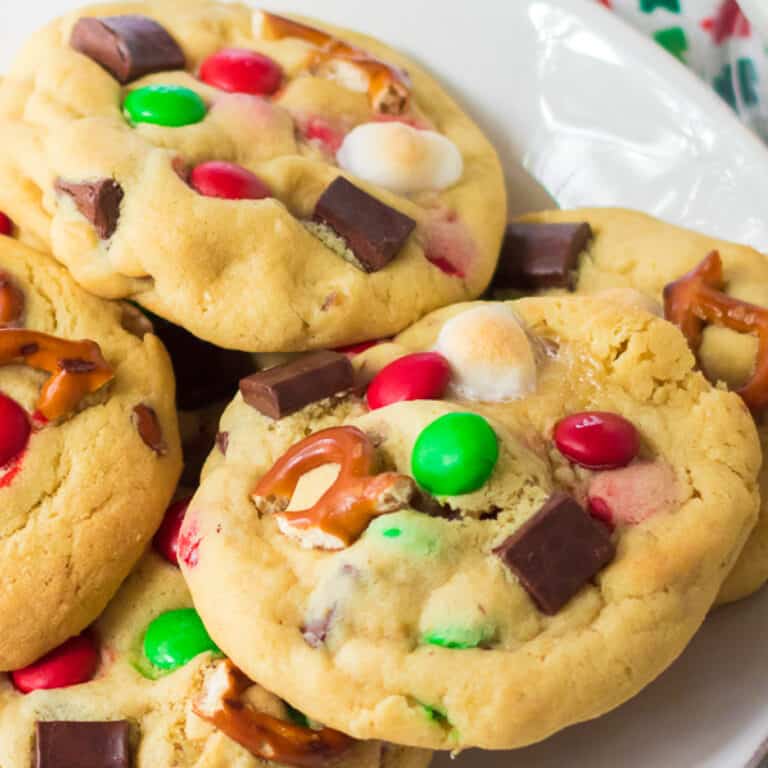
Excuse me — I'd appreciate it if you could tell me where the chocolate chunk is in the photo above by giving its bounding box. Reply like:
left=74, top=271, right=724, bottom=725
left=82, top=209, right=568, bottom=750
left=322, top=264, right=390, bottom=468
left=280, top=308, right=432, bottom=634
left=313, top=177, right=416, bottom=272
left=55, top=178, right=124, bottom=239
left=36, top=721, right=130, bottom=768
left=410, top=489, right=461, bottom=520
left=132, top=403, right=167, bottom=456
left=239, top=350, right=354, bottom=419
left=60, top=358, right=97, bottom=373
left=494, top=493, right=614, bottom=615
left=216, top=431, right=229, bottom=455
left=119, top=302, right=154, bottom=338
left=70, top=15, right=185, bottom=84
left=492, top=221, right=593, bottom=292
left=149, top=313, right=255, bottom=410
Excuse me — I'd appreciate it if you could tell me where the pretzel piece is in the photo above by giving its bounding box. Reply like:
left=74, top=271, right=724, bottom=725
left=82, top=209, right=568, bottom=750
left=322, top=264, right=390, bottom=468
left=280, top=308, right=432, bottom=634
left=0, top=329, right=113, bottom=420
left=252, top=426, right=415, bottom=549
left=194, top=659, right=354, bottom=767
left=663, top=250, right=768, bottom=413
left=0, top=272, right=24, bottom=327
left=259, top=11, right=411, bottom=114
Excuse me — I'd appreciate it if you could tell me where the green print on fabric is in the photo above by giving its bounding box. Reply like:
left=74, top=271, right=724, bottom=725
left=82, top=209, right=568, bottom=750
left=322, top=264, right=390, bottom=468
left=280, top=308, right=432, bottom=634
left=714, top=58, right=759, bottom=109
left=654, top=27, right=688, bottom=61
left=640, top=0, right=681, bottom=12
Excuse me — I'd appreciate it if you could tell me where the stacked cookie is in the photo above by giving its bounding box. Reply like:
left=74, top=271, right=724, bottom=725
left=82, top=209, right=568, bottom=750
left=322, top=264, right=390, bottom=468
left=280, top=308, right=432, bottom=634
left=0, top=1, right=763, bottom=765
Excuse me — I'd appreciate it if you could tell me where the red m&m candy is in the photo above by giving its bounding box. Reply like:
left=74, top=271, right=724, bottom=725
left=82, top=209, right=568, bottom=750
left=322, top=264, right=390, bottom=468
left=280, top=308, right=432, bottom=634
left=367, top=353, right=451, bottom=410
left=11, top=633, right=99, bottom=693
left=0, top=393, right=30, bottom=468
left=200, top=48, right=283, bottom=95
left=190, top=161, right=272, bottom=201
left=0, top=212, right=12, bottom=237
left=153, top=498, right=191, bottom=566
left=554, top=411, right=639, bottom=470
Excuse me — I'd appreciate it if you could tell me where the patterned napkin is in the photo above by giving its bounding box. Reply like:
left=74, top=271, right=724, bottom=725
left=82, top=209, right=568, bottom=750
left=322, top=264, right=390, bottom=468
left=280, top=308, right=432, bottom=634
left=597, top=0, right=768, bottom=143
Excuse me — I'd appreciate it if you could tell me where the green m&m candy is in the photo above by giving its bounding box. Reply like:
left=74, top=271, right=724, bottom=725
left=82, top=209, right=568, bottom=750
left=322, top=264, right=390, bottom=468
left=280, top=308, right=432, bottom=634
left=143, top=608, right=220, bottom=672
left=422, top=624, right=495, bottom=650
left=123, top=85, right=207, bottom=127
left=411, top=413, right=499, bottom=496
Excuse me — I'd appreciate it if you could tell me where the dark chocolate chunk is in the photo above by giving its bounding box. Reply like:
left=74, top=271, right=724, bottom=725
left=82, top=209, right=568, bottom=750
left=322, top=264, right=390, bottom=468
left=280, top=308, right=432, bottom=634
left=493, top=492, right=614, bottom=615
left=313, top=177, right=416, bottom=272
left=132, top=403, right=167, bottom=456
left=119, top=302, right=154, bottom=338
left=492, top=221, right=593, bottom=292
left=36, top=720, right=131, bottom=768
left=239, top=350, right=354, bottom=419
left=148, top=313, right=255, bottom=411
left=70, top=15, right=185, bottom=84
left=216, top=431, right=229, bottom=455
left=55, top=178, right=124, bottom=239
left=60, top=358, right=97, bottom=373
left=410, top=489, right=461, bottom=520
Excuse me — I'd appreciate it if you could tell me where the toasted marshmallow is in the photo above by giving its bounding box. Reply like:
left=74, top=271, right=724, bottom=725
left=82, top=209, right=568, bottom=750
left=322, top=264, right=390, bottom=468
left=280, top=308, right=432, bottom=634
left=337, top=122, right=463, bottom=194
left=435, top=305, right=537, bottom=401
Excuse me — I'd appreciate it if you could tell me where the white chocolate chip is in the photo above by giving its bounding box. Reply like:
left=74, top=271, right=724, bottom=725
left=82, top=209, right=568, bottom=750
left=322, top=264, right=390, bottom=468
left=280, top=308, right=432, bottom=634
left=337, top=122, right=463, bottom=194
left=434, top=305, right=537, bottom=402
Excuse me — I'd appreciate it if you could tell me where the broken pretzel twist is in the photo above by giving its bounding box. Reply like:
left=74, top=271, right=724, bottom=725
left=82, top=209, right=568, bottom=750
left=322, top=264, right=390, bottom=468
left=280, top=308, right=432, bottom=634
left=0, top=272, right=24, bottom=328
left=252, top=426, right=414, bottom=549
left=664, top=250, right=768, bottom=413
left=260, top=12, right=411, bottom=114
left=0, top=329, right=114, bottom=420
left=194, top=660, right=353, bottom=768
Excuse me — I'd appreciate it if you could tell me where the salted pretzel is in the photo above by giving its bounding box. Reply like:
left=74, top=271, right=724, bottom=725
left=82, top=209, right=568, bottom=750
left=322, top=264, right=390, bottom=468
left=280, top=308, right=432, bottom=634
left=0, top=329, right=113, bottom=420
left=194, top=659, right=353, bottom=767
left=260, top=12, right=411, bottom=114
left=0, top=272, right=24, bottom=327
left=664, top=250, right=768, bottom=413
left=252, top=426, right=414, bottom=549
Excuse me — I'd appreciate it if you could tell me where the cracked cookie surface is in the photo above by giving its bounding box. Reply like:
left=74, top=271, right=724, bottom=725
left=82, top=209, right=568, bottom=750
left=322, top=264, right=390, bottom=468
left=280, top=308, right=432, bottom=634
left=0, top=0, right=505, bottom=352
left=181, top=296, right=760, bottom=749
left=516, top=207, right=768, bottom=603
left=0, top=235, right=180, bottom=670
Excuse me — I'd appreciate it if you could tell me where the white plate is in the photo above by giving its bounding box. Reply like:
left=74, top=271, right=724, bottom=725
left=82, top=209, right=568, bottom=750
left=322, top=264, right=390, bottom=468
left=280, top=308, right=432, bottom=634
left=4, top=2, right=768, bottom=766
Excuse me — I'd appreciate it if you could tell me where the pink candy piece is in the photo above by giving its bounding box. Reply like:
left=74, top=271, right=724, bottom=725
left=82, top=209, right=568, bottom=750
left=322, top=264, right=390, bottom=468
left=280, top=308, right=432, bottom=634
left=11, top=633, right=99, bottom=693
left=366, top=352, right=451, bottom=410
left=0, top=393, right=30, bottom=468
left=153, top=498, right=192, bottom=566
left=554, top=411, right=639, bottom=470
left=190, top=161, right=271, bottom=201
left=199, top=48, right=283, bottom=95
left=587, top=461, right=678, bottom=526
left=424, top=213, right=476, bottom=279
left=302, top=117, right=346, bottom=155
left=0, top=212, right=12, bottom=236
left=178, top=517, right=202, bottom=568
left=334, top=340, right=382, bottom=357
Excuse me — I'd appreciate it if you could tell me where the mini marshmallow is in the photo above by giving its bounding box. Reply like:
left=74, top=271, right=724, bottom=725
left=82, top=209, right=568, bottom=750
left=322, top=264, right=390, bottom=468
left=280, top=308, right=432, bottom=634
left=337, top=122, right=463, bottom=194
left=434, top=305, right=537, bottom=402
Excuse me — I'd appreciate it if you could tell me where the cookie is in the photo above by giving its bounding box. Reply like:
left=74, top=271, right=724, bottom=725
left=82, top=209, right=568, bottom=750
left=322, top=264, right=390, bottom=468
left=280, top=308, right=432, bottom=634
left=0, top=0, right=505, bottom=352
left=498, top=207, right=768, bottom=603
left=0, top=233, right=181, bottom=670
left=0, top=547, right=432, bottom=768
left=180, top=297, right=760, bottom=749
